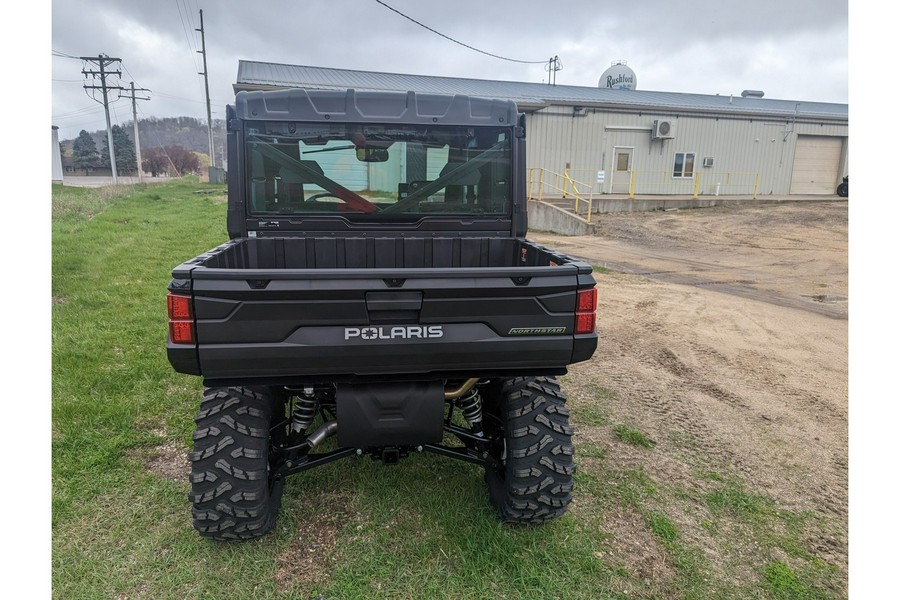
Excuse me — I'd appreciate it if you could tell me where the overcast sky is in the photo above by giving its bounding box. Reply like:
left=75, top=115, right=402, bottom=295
left=51, top=0, right=849, bottom=141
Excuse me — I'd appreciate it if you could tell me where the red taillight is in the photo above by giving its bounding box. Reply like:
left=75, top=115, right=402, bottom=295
left=169, top=320, right=195, bottom=344
left=575, top=287, right=597, bottom=335
left=168, top=293, right=195, bottom=344
left=575, top=313, right=595, bottom=334
left=167, top=293, right=192, bottom=319
left=576, top=287, right=597, bottom=312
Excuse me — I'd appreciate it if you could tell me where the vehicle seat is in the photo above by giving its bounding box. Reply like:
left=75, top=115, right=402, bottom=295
left=439, top=161, right=480, bottom=204
left=278, top=160, right=326, bottom=204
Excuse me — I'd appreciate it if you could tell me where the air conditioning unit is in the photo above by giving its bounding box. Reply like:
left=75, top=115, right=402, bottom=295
left=651, top=119, right=674, bottom=139
left=703, top=157, right=714, bottom=167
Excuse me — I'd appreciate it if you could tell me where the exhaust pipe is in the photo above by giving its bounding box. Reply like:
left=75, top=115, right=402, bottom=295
left=306, top=421, right=337, bottom=448
left=444, top=378, right=480, bottom=400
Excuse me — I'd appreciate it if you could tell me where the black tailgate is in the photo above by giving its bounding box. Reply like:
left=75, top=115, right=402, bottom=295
left=186, top=265, right=592, bottom=381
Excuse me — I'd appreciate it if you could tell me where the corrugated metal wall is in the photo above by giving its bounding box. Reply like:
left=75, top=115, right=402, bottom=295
left=300, top=141, right=369, bottom=191
left=525, top=107, right=848, bottom=196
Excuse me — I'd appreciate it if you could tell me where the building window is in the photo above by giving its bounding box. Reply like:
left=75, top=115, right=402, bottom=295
left=673, top=152, right=695, bottom=178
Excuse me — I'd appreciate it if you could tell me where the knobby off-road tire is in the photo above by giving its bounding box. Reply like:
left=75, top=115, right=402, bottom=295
left=484, top=376, right=575, bottom=523
left=188, top=386, right=283, bottom=540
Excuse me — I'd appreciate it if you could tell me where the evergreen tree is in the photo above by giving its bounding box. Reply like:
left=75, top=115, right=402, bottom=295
left=100, top=125, right=138, bottom=174
left=72, top=130, right=99, bottom=176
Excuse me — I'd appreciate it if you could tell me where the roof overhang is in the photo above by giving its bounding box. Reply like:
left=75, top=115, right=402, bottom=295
left=234, top=60, right=847, bottom=124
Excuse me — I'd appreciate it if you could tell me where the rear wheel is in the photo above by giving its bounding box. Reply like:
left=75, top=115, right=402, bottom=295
left=188, top=386, right=286, bottom=540
left=836, top=181, right=848, bottom=197
left=483, top=376, right=575, bottom=523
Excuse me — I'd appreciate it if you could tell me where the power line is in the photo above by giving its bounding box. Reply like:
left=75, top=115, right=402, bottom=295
left=174, top=0, right=202, bottom=74
left=154, top=91, right=217, bottom=104
left=120, top=62, right=145, bottom=91
left=375, top=0, right=548, bottom=65
left=185, top=0, right=202, bottom=27
left=173, top=0, right=210, bottom=114
left=52, top=107, right=105, bottom=120
left=58, top=119, right=112, bottom=137
left=52, top=49, right=81, bottom=59
left=70, top=119, right=110, bottom=128
left=53, top=106, right=103, bottom=118
left=124, top=60, right=223, bottom=122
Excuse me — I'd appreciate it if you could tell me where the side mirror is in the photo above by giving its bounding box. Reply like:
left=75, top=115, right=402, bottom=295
left=356, top=147, right=389, bottom=162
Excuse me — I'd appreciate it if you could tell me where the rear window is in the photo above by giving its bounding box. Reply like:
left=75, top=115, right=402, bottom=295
left=245, top=122, right=511, bottom=219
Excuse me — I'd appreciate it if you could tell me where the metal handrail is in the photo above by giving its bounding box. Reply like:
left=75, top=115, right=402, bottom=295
left=552, top=168, right=760, bottom=199
left=527, top=168, right=593, bottom=221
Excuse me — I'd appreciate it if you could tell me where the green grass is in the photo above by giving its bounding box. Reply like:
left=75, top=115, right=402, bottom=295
left=52, top=180, right=845, bottom=599
left=612, top=424, right=656, bottom=448
left=763, top=561, right=822, bottom=600
left=571, top=403, right=608, bottom=427
left=648, top=511, right=678, bottom=543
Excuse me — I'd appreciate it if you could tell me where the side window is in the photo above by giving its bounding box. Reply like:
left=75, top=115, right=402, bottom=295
left=673, top=152, right=696, bottom=178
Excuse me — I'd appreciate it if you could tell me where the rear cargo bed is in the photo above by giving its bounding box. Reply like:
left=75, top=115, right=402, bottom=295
left=190, top=237, right=573, bottom=271
left=168, top=237, right=597, bottom=382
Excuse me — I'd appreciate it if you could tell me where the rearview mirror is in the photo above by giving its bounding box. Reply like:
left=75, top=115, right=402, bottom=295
left=356, top=147, right=389, bottom=162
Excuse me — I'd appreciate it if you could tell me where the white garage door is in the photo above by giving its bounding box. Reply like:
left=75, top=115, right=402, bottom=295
left=790, top=136, right=844, bottom=195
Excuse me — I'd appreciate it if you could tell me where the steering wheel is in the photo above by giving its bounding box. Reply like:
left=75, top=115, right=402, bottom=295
left=306, top=193, right=342, bottom=202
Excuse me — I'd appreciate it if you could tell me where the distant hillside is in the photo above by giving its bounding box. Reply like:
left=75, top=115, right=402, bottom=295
left=61, top=116, right=227, bottom=165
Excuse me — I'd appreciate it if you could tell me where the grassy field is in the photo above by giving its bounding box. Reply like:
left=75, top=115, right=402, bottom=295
left=52, top=180, right=843, bottom=599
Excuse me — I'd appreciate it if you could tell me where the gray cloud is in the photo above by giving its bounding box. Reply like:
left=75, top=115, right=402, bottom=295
left=51, top=0, right=848, bottom=140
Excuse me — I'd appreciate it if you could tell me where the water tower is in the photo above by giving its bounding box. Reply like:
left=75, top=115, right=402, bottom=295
left=599, top=60, right=637, bottom=90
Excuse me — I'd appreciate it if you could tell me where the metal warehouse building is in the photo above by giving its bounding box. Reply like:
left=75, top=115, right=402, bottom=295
left=234, top=60, right=848, bottom=198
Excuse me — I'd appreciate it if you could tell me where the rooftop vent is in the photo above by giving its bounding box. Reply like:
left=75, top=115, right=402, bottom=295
left=741, top=90, right=765, bottom=98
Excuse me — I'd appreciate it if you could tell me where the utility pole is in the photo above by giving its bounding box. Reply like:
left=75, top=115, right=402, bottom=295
left=196, top=9, right=215, bottom=168
left=546, top=56, right=562, bottom=86
left=82, top=55, right=124, bottom=184
left=121, top=82, right=151, bottom=183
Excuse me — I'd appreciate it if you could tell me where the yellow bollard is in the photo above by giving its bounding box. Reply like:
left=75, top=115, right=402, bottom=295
left=629, top=170, right=636, bottom=199
left=693, top=172, right=700, bottom=199
left=753, top=173, right=759, bottom=199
